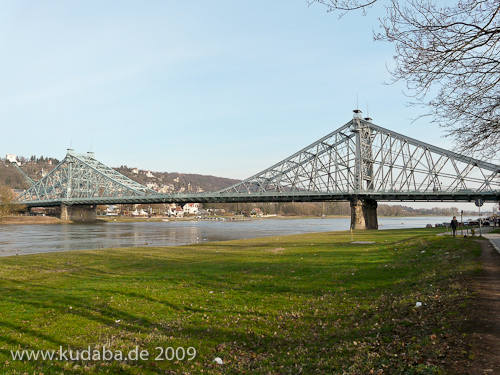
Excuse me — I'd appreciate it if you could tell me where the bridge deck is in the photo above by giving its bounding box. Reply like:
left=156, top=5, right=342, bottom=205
left=18, top=190, right=500, bottom=207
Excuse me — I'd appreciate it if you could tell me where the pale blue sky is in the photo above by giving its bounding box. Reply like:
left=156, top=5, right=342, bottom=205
left=0, top=1, right=494, bottom=212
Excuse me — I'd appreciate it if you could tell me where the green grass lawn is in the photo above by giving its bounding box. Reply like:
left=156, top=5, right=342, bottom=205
left=0, top=228, right=481, bottom=374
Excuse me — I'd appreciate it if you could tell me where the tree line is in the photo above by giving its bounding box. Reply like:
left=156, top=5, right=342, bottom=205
left=203, top=202, right=461, bottom=217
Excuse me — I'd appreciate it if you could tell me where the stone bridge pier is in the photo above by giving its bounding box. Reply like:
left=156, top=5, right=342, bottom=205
left=350, top=198, right=378, bottom=230
left=60, top=204, right=97, bottom=222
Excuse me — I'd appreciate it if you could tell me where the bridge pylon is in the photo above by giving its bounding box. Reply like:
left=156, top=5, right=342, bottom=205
left=60, top=204, right=97, bottom=222
left=351, top=110, right=378, bottom=229
left=350, top=197, right=378, bottom=230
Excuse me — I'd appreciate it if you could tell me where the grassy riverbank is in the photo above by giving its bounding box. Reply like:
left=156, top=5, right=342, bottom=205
left=0, top=228, right=481, bottom=374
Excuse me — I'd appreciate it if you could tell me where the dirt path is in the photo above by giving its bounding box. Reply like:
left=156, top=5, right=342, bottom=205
left=466, top=240, right=500, bottom=374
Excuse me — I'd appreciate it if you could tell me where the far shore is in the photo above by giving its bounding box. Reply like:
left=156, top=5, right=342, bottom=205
left=0, top=213, right=454, bottom=225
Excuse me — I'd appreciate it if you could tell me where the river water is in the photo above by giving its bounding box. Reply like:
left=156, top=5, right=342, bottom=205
left=0, top=216, right=449, bottom=257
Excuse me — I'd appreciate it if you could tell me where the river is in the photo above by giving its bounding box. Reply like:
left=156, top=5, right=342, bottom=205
left=0, top=216, right=449, bottom=257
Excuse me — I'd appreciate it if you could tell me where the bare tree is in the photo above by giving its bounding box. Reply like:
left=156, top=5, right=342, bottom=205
left=309, top=0, right=377, bottom=15
left=310, top=0, right=500, bottom=158
left=0, top=186, right=16, bottom=217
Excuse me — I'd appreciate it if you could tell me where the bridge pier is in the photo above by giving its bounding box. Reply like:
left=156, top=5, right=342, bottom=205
left=350, top=198, right=378, bottom=230
left=60, top=204, right=97, bottom=222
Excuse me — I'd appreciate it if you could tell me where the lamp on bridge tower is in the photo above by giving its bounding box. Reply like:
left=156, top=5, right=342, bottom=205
left=353, top=109, right=363, bottom=120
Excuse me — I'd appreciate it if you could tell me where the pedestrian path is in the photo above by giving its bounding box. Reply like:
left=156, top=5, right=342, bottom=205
left=439, top=226, right=500, bottom=254
left=482, top=231, right=500, bottom=254
left=437, top=226, right=493, bottom=237
left=468, top=226, right=500, bottom=253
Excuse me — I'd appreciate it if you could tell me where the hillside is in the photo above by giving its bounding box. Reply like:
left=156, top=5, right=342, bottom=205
left=0, top=155, right=240, bottom=193
left=113, top=166, right=240, bottom=193
left=0, top=156, right=59, bottom=190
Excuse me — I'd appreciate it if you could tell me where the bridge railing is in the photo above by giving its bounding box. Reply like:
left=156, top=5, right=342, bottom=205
left=14, top=187, right=500, bottom=207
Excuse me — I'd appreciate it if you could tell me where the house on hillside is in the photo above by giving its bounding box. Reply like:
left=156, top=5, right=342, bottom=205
left=6, top=154, right=21, bottom=166
left=146, top=182, right=159, bottom=190
left=146, top=170, right=155, bottom=178
left=6, top=154, right=16, bottom=163
left=131, top=167, right=139, bottom=174
left=158, top=184, right=175, bottom=193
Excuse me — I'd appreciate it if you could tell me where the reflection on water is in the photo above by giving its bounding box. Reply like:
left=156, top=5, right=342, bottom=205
left=0, top=216, right=447, bottom=257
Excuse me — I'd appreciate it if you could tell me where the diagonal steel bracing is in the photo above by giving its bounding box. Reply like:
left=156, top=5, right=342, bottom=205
left=17, top=150, right=158, bottom=205
left=11, top=162, right=36, bottom=187
left=217, top=114, right=500, bottom=198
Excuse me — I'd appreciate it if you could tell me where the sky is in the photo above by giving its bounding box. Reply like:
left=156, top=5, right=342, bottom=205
left=0, top=0, right=496, bottom=213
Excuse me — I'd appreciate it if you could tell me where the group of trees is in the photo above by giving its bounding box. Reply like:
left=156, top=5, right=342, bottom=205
left=27, top=155, right=56, bottom=163
left=0, top=186, right=16, bottom=217
left=310, top=0, right=500, bottom=158
left=204, top=201, right=460, bottom=217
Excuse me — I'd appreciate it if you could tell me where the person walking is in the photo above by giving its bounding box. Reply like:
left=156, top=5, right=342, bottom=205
left=451, top=216, right=459, bottom=237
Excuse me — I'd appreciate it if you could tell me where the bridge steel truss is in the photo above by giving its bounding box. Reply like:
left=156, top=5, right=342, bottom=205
left=15, top=116, right=500, bottom=209
left=215, top=116, right=500, bottom=204
left=17, top=150, right=157, bottom=207
left=11, top=162, right=36, bottom=187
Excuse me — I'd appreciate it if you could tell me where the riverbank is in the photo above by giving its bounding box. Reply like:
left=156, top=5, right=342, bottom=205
left=0, top=214, right=352, bottom=225
left=0, top=215, right=70, bottom=225
left=0, top=213, right=443, bottom=225
left=0, top=228, right=485, bottom=374
left=99, top=215, right=352, bottom=223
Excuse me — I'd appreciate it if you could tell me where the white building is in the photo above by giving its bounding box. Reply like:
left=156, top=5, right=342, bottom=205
left=174, top=206, right=184, bottom=217
left=183, top=203, right=200, bottom=215
left=6, top=154, right=17, bottom=164
left=146, top=170, right=155, bottom=178
left=164, top=203, right=178, bottom=216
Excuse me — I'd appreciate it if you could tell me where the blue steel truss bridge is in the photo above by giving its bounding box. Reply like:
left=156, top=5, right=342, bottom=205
left=13, top=111, right=500, bottom=228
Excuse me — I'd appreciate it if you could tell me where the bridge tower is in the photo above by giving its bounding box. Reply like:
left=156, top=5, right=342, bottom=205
left=351, top=109, right=378, bottom=229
